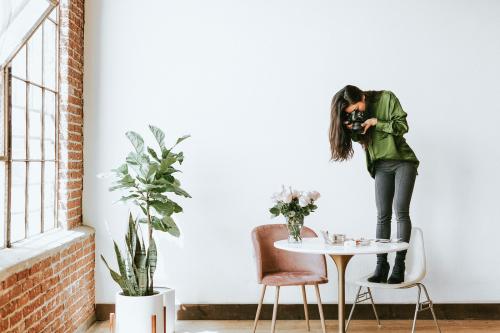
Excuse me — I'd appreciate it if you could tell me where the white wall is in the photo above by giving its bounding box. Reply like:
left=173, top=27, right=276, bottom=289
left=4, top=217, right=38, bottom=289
left=83, top=0, right=500, bottom=304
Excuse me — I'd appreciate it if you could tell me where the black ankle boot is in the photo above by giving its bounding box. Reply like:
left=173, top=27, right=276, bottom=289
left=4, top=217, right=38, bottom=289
left=388, top=261, right=405, bottom=284
left=367, top=261, right=389, bottom=283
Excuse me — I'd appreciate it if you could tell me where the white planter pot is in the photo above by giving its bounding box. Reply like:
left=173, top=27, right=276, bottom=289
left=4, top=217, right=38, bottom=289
left=115, top=291, right=165, bottom=333
left=115, top=288, right=176, bottom=333
left=156, top=287, right=176, bottom=333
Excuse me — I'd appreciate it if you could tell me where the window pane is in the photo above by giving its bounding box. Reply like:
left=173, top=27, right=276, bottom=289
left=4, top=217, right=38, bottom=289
left=11, top=46, right=27, bottom=80
left=28, top=85, right=42, bottom=159
left=11, top=162, right=26, bottom=242
left=0, top=163, right=5, bottom=248
left=28, top=27, right=43, bottom=85
left=44, top=91, right=56, bottom=160
left=43, top=161, right=56, bottom=231
left=11, top=79, right=26, bottom=159
left=43, top=20, right=57, bottom=90
left=28, top=162, right=42, bottom=236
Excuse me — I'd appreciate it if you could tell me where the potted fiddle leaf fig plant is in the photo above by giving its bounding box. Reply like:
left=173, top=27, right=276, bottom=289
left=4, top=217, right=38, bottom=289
left=101, top=125, right=190, bottom=333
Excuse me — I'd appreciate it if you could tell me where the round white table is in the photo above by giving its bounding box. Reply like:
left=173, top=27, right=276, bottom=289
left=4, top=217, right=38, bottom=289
left=274, top=237, right=409, bottom=333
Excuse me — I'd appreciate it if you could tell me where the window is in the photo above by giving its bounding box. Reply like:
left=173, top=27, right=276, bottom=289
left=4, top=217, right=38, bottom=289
left=1, top=7, right=59, bottom=248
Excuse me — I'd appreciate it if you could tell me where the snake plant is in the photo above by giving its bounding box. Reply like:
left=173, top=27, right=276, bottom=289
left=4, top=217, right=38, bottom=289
left=101, top=214, right=157, bottom=296
left=101, top=126, right=191, bottom=296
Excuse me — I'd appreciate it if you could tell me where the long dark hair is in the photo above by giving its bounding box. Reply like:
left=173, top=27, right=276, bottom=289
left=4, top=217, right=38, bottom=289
left=329, top=85, right=370, bottom=161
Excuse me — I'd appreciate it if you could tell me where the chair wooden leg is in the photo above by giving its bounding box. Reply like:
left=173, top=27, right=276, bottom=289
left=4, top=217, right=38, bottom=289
left=253, top=285, right=267, bottom=333
left=271, top=286, right=280, bottom=333
left=301, top=285, right=310, bottom=331
left=109, top=313, right=115, bottom=333
left=314, top=284, right=327, bottom=333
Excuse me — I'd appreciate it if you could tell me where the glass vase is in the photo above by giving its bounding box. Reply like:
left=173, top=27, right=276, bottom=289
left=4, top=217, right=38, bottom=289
left=286, top=216, right=304, bottom=243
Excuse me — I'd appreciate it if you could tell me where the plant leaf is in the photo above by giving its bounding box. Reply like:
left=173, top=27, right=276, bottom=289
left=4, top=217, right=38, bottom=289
left=114, top=241, right=136, bottom=296
left=149, top=125, right=166, bottom=149
left=172, top=134, right=190, bottom=148
left=126, top=131, right=144, bottom=153
left=101, top=255, right=129, bottom=295
left=112, top=163, right=128, bottom=175
left=269, top=207, right=280, bottom=216
left=163, top=216, right=180, bottom=237
left=147, top=238, right=157, bottom=292
left=150, top=200, right=175, bottom=216
left=147, top=147, right=160, bottom=162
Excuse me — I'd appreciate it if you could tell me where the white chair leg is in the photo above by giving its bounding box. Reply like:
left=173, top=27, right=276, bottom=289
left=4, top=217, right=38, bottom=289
left=346, top=286, right=361, bottom=332
left=420, top=284, right=441, bottom=333
left=411, top=284, right=422, bottom=333
left=271, top=286, right=280, bottom=333
left=367, top=287, right=381, bottom=328
left=253, top=285, right=266, bottom=333
left=314, top=284, right=327, bottom=333
left=301, top=285, right=310, bottom=331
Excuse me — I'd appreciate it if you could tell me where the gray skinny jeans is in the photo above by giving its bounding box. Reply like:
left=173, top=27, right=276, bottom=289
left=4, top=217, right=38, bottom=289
left=374, top=160, right=417, bottom=265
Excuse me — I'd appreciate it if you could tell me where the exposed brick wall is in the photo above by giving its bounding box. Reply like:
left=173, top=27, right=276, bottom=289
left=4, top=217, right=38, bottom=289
left=0, top=0, right=94, bottom=332
left=0, top=233, right=95, bottom=333
left=59, top=0, right=85, bottom=230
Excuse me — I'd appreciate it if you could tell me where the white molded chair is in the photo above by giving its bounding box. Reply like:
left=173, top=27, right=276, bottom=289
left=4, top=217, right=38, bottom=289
left=346, top=227, right=440, bottom=333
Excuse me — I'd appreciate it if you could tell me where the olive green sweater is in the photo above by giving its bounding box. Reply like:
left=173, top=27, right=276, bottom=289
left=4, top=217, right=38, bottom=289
left=352, top=90, right=419, bottom=178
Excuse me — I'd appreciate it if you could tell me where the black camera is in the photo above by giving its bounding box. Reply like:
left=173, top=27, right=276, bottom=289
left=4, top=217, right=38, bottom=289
left=344, top=110, right=367, bottom=134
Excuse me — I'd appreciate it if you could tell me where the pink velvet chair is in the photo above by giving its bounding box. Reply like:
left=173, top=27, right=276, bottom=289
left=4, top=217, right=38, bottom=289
left=251, top=224, right=328, bottom=333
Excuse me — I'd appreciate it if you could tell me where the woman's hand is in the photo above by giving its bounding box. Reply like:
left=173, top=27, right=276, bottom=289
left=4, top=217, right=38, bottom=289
left=362, top=118, right=377, bottom=134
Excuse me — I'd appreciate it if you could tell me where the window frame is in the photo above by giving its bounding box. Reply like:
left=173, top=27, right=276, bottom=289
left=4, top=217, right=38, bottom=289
left=1, top=6, right=60, bottom=248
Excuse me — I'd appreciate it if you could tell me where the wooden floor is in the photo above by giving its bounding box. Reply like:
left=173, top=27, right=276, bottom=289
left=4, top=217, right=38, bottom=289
left=87, top=320, right=500, bottom=332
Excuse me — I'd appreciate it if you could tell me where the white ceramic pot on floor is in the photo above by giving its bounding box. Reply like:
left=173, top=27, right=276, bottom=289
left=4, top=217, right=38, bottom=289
left=115, top=291, right=165, bottom=333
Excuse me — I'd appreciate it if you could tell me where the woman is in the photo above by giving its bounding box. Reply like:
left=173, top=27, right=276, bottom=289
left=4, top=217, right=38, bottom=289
left=329, top=85, right=419, bottom=284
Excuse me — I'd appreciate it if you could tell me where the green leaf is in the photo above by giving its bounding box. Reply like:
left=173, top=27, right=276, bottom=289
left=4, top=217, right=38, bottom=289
left=150, top=201, right=175, bottom=215
left=172, top=134, right=190, bottom=148
left=112, top=163, right=128, bottom=175
left=176, top=152, right=184, bottom=164
left=125, top=251, right=139, bottom=294
left=126, top=131, right=144, bottom=153
left=160, top=155, right=177, bottom=171
left=171, top=201, right=183, bottom=213
left=145, top=164, right=158, bottom=181
left=136, top=266, right=148, bottom=295
left=147, top=147, right=160, bottom=162
left=125, top=214, right=137, bottom=259
left=269, top=207, right=280, bottom=216
left=165, top=183, right=191, bottom=198
left=113, top=241, right=136, bottom=296
left=119, top=194, right=139, bottom=202
left=134, top=238, right=147, bottom=271
left=149, top=125, right=166, bottom=149
left=147, top=238, right=157, bottom=292
left=163, top=216, right=180, bottom=237
left=149, top=216, right=179, bottom=237
left=161, top=148, right=170, bottom=159
left=101, top=255, right=129, bottom=295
